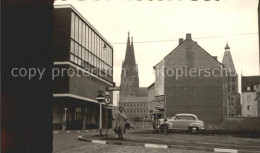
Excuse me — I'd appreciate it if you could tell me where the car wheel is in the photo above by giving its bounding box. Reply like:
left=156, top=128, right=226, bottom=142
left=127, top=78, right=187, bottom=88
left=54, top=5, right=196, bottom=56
left=189, top=127, right=199, bottom=133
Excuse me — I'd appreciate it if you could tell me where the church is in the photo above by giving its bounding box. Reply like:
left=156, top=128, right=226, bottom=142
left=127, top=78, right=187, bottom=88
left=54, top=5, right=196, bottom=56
left=118, top=32, right=149, bottom=121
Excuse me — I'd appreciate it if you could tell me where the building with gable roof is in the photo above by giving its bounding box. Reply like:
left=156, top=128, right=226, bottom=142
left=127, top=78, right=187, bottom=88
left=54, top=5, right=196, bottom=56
left=153, top=33, right=227, bottom=125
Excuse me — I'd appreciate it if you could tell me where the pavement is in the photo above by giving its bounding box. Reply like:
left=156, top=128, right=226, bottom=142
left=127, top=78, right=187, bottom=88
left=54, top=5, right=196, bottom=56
left=78, top=129, right=260, bottom=153
left=53, top=130, right=206, bottom=153
left=53, top=129, right=260, bottom=153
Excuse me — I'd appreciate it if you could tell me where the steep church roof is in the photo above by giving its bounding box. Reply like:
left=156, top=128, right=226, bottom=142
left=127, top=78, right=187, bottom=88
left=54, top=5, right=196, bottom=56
left=124, top=32, right=136, bottom=66
left=222, top=43, right=236, bottom=73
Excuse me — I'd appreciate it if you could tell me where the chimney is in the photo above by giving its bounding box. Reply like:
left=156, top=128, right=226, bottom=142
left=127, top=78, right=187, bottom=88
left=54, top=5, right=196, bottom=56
left=179, top=38, right=184, bottom=45
left=186, top=33, right=192, bottom=39
left=213, top=56, right=218, bottom=60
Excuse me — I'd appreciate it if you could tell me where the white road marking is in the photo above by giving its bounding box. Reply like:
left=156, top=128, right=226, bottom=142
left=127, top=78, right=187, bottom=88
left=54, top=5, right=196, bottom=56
left=53, top=131, right=59, bottom=134
left=92, top=140, right=106, bottom=144
left=77, top=131, right=80, bottom=133
left=145, top=143, right=168, bottom=149
left=85, top=130, right=89, bottom=132
left=78, top=136, right=83, bottom=139
left=66, top=131, right=71, bottom=133
left=214, top=148, right=238, bottom=153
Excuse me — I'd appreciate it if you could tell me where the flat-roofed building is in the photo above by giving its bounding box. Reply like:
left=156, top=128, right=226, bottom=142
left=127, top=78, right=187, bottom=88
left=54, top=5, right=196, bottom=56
left=53, top=5, right=114, bottom=130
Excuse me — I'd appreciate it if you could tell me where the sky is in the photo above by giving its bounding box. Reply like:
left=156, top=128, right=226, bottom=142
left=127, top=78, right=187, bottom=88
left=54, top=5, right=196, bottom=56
left=54, top=0, right=259, bottom=105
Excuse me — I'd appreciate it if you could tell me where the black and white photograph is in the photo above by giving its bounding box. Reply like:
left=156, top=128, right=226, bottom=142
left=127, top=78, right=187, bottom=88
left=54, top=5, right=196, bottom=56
left=2, top=0, right=260, bottom=153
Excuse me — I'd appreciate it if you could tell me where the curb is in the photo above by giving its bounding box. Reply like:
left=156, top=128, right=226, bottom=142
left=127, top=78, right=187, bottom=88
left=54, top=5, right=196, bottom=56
left=77, top=136, right=260, bottom=153
left=53, top=129, right=112, bottom=134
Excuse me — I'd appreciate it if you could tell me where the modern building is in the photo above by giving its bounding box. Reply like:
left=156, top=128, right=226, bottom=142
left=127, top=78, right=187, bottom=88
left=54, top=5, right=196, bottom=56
left=119, top=33, right=148, bottom=102
left=53, top=5, right=114, bottom=130
left=241, top=76, right=260, bottom=117
left=153, top=34, right=227, bottom=125
left=222, top=43, right=240, bottom=116
left=119, top=96, right=150, bottom=121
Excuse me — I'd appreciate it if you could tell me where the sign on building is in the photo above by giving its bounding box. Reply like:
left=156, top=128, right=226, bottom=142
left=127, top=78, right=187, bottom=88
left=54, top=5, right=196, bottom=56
left=155, top=95, right=165, bottom=111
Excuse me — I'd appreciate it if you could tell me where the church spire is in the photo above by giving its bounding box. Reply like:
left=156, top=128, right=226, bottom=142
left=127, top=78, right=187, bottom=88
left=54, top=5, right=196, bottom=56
left=124, top=32, right=136, bottom=65
left=222, top=42, right=236, bottom=73
left=225, top=42, right=230, bottom=50
left=127, top=31, right=130, bottom=47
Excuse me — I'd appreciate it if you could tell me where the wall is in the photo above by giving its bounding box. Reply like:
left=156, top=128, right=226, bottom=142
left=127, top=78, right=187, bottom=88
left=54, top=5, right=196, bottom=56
left=165, top=74, right=225, bottom=124
left=223, top=117, right=260, bottom=130
left=154, top=59, right=164, bottom=96
left=242, top=92, right=257, bottom=117
left=130, top=121, right=153, bottom=129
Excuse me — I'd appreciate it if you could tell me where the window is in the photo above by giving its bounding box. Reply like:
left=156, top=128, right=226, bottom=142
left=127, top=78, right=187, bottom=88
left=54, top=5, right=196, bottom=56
left=89, top=29, right=92, bottom=53
left=247, top=86, right=251, bottom=91
left=85, top=26, right=89, bottom=50
left=247, top=95, right=251, bottom=101
left=79, top=19, right=82, bottom=44
left=75, top=43, right=78, bottom=56
left=70, top=40, right=74, bottom=54
left=175, top=115, right=186, bottom=120
left=75, top=15, right=78, bottom=42
left=186, top=116, right=196, bottom=120
left=71, top=13, right=75, bottom=39
left=82, top=23, right=85, bottom=48
left=247, top=105, right=251, bottom=111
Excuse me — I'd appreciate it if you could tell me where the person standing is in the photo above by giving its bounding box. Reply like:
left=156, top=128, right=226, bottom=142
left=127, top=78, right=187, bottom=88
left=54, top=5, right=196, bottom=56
left=116, top=107, right=127, bottom=139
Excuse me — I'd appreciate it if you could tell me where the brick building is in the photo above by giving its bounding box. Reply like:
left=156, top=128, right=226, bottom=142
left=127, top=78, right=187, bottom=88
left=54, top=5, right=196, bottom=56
left=153, top=34, right=227, bottom=125
left=241, top=76, right=260, bottom=117
left=222, top=43, right=240, bottom=116
left=53, top=5, right=114, bottom=130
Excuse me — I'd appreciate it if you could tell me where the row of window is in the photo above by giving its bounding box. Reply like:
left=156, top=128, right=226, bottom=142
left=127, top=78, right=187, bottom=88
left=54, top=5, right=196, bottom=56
left=124, top=109, right=148, bottom=114
left=70, top=40, right=112, bottom=77
left=246, top=85, right=259, bottom=91
left=71, top=12, right=113, bottom=68
left=123, top=103, right=147, bottom=108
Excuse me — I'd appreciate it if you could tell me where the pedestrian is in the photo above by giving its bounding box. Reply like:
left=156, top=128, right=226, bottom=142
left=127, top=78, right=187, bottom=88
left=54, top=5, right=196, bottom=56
left=116, top=107, right=127, bottom=139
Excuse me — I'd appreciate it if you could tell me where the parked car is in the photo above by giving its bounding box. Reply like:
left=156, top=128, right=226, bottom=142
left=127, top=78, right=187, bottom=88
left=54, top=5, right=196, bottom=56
left=158, top=114, right=205, bottom=133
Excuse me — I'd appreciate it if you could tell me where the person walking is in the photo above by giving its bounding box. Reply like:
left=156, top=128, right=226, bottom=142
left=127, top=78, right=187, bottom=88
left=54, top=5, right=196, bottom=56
left=116, top=107, right=127, bottom=139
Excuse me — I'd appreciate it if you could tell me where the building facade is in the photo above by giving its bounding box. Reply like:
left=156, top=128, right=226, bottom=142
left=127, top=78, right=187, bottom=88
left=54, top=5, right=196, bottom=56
left=119, top=96, right=150, bottom=121
left=53, top=5, right=114, bottom=130
left=153, top=34, right=227, bottom=125
left=242, top=76, right=260, bottom=117
left=222, top=43, right=240, bottom=116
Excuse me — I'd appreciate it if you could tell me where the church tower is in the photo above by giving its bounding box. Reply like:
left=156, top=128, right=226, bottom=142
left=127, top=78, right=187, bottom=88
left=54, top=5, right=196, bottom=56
left=222, top=42, right=240, bottom=116
left=120, top=32, right=140, bottom=101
